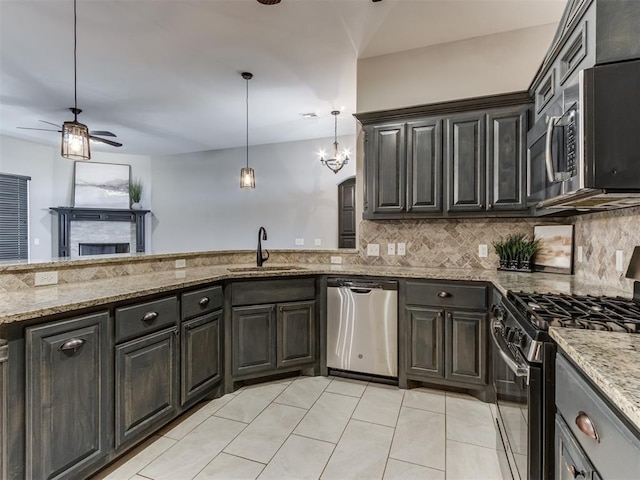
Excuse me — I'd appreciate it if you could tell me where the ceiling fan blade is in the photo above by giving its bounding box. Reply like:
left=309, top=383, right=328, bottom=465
left=90, top=136, right=122, bottom=147
left=39, top=120, right=62, bottom=128
left=17, top=127, right=61, bottom=132
left=89, top=130, right=117, bottom=137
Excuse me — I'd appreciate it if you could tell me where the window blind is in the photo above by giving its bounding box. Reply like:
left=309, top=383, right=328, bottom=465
left=0, top=173, right=30, bottom=260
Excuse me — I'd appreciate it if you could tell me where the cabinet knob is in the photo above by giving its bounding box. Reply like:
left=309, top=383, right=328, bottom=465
left=59, top=338, right=85, bottom=353
left=575, top=411, right=599, bottom=443
left=437, top=291, right=451, bottom=298
left=142, top=311, right=159, bottom=323
left=279, top=306, right=284, bottom=312
left=488, top=203, right=493, bottom=210
left=198, top=297, right=210, bottom=306
left=566, top=464, right=585, bottom=479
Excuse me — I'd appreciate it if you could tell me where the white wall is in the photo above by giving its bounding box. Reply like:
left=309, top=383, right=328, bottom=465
left=150, top=135, right=356, bottom=253
left=0, top=135, right=152, bottom=260
left=356, top=23, right=558, bottom=112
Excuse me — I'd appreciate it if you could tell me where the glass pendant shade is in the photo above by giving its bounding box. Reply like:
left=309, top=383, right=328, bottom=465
left=240, top=167, right=255, bottom=188
left=320, top=110, right=349, bottom=173
left=61, top=121, right=91, bottom=160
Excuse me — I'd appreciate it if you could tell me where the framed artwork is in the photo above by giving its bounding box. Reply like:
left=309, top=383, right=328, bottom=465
left=73, top=162, right=130, bottom=208
left=533, top=225, right=574, bottom=274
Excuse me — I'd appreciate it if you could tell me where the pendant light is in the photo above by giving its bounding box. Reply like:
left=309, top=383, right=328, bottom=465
left=61, top=0, right=91, bottom=161
left=240, top=72, right=255, bottom=189
left=319, top=110, right=349, bottom=174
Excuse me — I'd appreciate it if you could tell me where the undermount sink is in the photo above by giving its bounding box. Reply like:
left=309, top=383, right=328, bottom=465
left=227, top=266, right=306, bottom=272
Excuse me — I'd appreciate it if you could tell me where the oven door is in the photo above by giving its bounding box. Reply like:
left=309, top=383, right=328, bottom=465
left=491, top=321, right=541, bottom=480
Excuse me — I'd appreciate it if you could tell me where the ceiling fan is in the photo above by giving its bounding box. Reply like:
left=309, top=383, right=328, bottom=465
left=16, top=0, right=122, bottom=159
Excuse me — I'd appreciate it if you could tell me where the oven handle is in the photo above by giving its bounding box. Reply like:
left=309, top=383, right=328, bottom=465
left=490, top=320, right=530, bottom=385
left=544, top=116, right=560, bottom=183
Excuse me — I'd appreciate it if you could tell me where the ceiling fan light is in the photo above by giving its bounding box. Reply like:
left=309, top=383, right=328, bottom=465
left=61, top=121, right=91, bottom=160
left=240, top=167, right=255, bottom=189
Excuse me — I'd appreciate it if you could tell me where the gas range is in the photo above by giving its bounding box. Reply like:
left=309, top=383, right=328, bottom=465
left=507, top=291, right=640, bottom=333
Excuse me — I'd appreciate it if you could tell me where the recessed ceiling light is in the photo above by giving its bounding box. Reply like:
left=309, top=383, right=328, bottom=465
left=257, top=0, right=282, bottom=5
left=300, top=112, right=318, bottom=119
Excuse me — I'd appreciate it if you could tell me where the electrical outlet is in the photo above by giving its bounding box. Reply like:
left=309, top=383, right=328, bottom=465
left=314, top=238, right=321, bottom=246
left=388, top=243, right=396, bottom=255
left=397, top=243, right=406, bottom=256
left=367, top=243, right=380, bottom=257
left=616, top=250, right=624, bottom=272
left=295, top=238, right=304, bottom=246
left=35, top=271, right=58, bottom=286
left=478, top=244, right=488, bottom=258
left=330, top=256, right=342, bottom=264
left=33, top=238, right=40, bottom=246
left=174, top=259, right=186, bottom=268
left=577, top=246, right=583, bottom=263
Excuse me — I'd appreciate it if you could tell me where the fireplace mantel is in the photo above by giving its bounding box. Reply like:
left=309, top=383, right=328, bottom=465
left=50, top=207, right=150, bottom=257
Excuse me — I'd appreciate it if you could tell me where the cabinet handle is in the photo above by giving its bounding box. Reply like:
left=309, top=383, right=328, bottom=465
left=447, top=312, right=452, bottom=320
left=198, top=297, right=210, bottom=306
left=59, top=338, right=85, bottom=352
left=437, top=291, right=451, bottom=298
left=566, top=464, right=585, bottom=479
left=279, top=306, right=284, bottom=312
left=575, top=411, right=599, bottom=443
left=488, top=203, right=493, bottom=210
left=142, top=311, right=159, bottom=323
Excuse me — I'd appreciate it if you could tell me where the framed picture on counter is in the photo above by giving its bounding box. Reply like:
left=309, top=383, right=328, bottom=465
left=72, top=162, right=131, bottom=209
left=533, top=224, right=574, bottom=274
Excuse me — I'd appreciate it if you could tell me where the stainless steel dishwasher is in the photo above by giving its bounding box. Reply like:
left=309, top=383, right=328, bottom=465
left=326, top=278, right=398, bottom=377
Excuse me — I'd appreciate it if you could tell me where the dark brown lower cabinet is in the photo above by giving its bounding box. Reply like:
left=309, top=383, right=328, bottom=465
left=25, top=312, right=111, bottom=480
left=555, top=414, right=601, bottom=480
left=115, top=327, right=179, bottom=449
left=406, top=307, right=487, bottom=387
left=232, top=300, right=316, bottom=379
left=181, top=310, right=222, bottom=405
left=0, top=340, right=6, bottom=480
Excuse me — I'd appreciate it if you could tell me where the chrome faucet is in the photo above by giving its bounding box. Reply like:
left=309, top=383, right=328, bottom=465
left=257, top=226, right=270, bottom=267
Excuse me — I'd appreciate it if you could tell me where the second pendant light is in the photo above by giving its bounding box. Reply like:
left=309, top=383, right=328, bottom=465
left=240, top=72, right=255, bottom=189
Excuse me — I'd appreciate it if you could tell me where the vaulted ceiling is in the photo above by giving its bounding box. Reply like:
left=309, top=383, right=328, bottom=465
left=0, top=0, right=564, bottom=156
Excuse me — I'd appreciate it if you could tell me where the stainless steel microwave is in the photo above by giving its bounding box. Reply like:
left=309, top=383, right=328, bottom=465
left=527, top=59, right=640, bottom=211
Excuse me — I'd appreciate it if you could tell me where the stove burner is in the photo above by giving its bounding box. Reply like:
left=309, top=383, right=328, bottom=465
left=508, top=291, right=640, bottom=333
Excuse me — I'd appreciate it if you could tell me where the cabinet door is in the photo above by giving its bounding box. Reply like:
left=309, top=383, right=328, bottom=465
left=370, top=123, right=406, bottom=213
left=338, top=177, right=356, bottom=248
left=0, top=341, right=6, bottom=480
left=26, top=312, right=111, bottom=480
left=407, top=118, right=442, bottom=213
left=445, top=113, right=486, bottom=212
left=232, top=304, right=276, bottom=376
left=116, top=328, right=178, bottom=449
left=277, top=300, right=316, bottom=369
left=555, top=414, right=600, bottom=480
left=445, top=311, right=487, bottom=385
left=487, top=108, right=528, bottom=211
left=406, top=307, right=445, bottom=379
left=181, top=310, right=222, bottom=406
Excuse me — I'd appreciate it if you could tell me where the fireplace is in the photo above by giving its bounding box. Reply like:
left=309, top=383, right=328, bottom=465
left=79, top=243, right=130, bottom=256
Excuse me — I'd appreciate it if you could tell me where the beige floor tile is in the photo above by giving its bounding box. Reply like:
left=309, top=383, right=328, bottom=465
left=321, top=419, right=394, bottom=480
left=215, top=382, right=288, bottom=423
left=93, top=436, right=176, bottom=480
left=446, top=394, right=496, bottom=448
left=160, top=394, right=234, bottom=440
left=274, top=376, right=331, bottom=409
left=224, top=403, right=307, bottom=464
left=194, top=453, right=265, bottom=480
left=139, top=416, right=246, bottom=480
left=383, top=459, right=445, bottom=480
left=389, top=407, right=446, bottom=470
left=324, top=377, right=368, bottom=397
left=402, top=388, right=446, bottom=414
left=351, top=384, right=404, bottom=427
left=294, top=392, right=359, bottom=443
left=445, top=440, right=502, bottom=480
left=258, top=435, right=334, bottom=480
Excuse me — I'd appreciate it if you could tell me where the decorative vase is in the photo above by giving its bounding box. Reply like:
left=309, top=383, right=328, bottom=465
left=520, top=260, right=532, bottom=271
left=131, top=202, right=142, bottom=210
left=508, top=259, right=519, bottom=270
left=499, top=259, right=508, bottom=270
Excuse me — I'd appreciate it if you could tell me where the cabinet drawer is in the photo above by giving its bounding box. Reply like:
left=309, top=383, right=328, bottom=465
left=556, top=354, right=640, bottom=479
left=115, top=296, right=178, bottom=343
left=181, top=285, right=222, bottom=320
left=405, top=281, right=487, bottom=309
left=231, top=278, right=315, bottom=306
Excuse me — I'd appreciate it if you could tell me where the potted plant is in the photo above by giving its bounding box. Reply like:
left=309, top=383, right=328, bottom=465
left=519, top=237, right=541, bottom=271
left=492, top=239, right=508, bottom=270
left=129, top=178, right=143, bottom=210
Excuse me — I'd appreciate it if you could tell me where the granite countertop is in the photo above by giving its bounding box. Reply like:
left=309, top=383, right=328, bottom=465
left=550, top=327, right=640, bottom=432
left=0, top=262, right=629, bottom=326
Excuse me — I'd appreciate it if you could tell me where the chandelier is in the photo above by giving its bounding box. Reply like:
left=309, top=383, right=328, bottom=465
left=319, top=110, right=349, bottom=174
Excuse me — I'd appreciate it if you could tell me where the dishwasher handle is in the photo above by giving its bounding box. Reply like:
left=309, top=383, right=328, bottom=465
left=350, top=288, right=372, bottom=294
left=327, top=278, right=398, bottom=291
